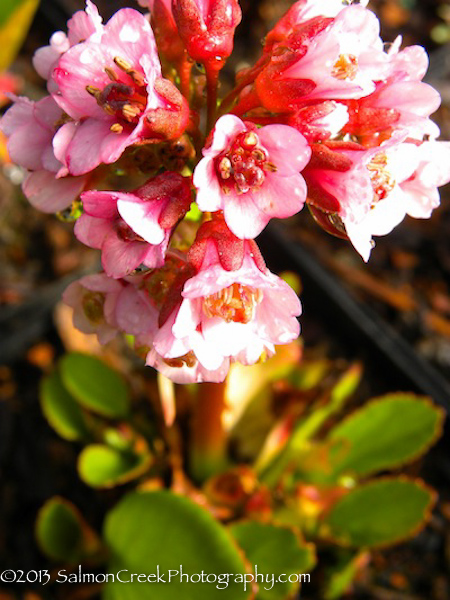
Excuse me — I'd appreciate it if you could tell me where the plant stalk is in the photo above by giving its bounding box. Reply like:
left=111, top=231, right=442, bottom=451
left=189, top=381, right=228, bottom=483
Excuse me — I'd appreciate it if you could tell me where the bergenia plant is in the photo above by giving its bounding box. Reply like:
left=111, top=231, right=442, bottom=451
left=2, top=0, right=449, bottom=598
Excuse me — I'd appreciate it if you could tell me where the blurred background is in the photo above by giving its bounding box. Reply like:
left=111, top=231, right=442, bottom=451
left=0, top=1, right=449, bottom=598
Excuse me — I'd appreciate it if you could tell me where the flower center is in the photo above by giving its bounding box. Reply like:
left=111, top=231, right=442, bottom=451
left=82, top=291, right=105, bottom=324
left=203, top=283, right=263, bottom=324
left=332, top=54, right=358, bottom=81
left=85, top=56, right=147, bottom=133
left=367, top=152, right=395, bottom=201
left=215, top=131, right=276, bottom=194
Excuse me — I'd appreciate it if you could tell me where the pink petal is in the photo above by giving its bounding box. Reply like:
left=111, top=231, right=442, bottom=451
left=101, top=234, right=149, bottom=278
left=223, top=192, right=269, bottom=239
left=74, top=214, right=112, bottom=248
left=23, top=170, right=85, bottom=213
left=115, top=284, right=158, bottom=336
left=117, top=196, right=165, bottom=244
left=258, top=125, right=311, bottom=175
left=193, top=157, right=223, bottom=212
left=255, top=172, right=307, bottom=219
left=81, top=190, right=119, bottom=219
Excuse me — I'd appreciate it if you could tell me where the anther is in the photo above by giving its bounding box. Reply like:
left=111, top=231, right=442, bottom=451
left=114, top=56, right=133, bottom=72
left=104, top=67, right=118, bottom=81
left=242, top=131, right=259, bottom=150
left=110, top=123, right=124, bottom=134
left=218, top=157, right=232, bottom=179
left=122, top=104, right=141, bottom=120
left=86, top=85, right=101, bottom=99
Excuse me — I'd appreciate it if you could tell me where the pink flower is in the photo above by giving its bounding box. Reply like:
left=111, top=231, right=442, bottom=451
left=62, top=273, right=122, bottom=343
left=193, top=115, right=311, bottom=239
left=0, top=95, right=87, bottom=212
left=305, top=136, right=450, bottom=260
left=51, top=6, right=189, bottom=176
left=251, top=5, right=391, bottom=115
left=33, top=0, right=103, bottom=93
left=345, top=140, right=450, bottom=260
left=151, top=244, right=301, bottom=382
left=76, top=172, right=192, bottom=278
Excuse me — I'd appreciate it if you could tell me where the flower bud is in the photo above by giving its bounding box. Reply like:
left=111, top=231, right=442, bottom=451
left=172, top=0, right=242, bottom=67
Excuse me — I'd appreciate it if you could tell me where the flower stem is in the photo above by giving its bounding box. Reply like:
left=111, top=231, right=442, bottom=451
left=178, top=55, right=193, bottom=102
left=189, top=381, right=228, bottom=483
left=205, top=64, right=220, bottom=134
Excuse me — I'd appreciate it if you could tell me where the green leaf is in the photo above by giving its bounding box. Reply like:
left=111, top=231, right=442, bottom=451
left=321, top=478, right=435, bottom=548
left=326, top=394, right=444, bottom=478
left=60, top=353, right=129, bottom=418
left=36, top=497, right=100, bottom=563
left=230, top=521, right=315, bottom=600
left=78, top=444, right=152, bottom=488
left=103, top=491, right=251, bottom=600
left=324, top=551, right=370, bottom=600
left=40, top=371, right=89, bottom=441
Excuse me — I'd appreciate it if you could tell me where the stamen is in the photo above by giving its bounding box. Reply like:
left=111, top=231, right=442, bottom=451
left=105, top=67, right=118, bottom=81
left=215, top=131, right=272, bottom=194
left=86, top=85, right=101, bottom=99
left=122, top=103, right=142, bottom=120
left=332, top=54, right=358, bottom=80
left=203, top=283, right=263, bottom=324
left=367, top=153, right=395, bottom=201
left=110, top=123, right=124, bottom=134
left=114, top=56, right=133, bottom=72
left=218, top=157, right=232, bottom=179
left=114, top=56, right=145, bottom=87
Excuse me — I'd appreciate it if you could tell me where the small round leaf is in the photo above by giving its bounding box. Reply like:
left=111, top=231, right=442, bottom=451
left=321, top=478, right=435, bottom=548
left=40, top=371, right=89, bottom=441
left=103, top=491, right=251, bottom=600
left=78, top=444, right=152, bottom=488
left=230, top=521, right=316, bottom=600
left=36, top=497, right=85, bottom=562
left=60, top=353, right=129, bottom=418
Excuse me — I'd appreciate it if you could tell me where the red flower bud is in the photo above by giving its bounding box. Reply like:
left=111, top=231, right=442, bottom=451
left=172, top=0, right=242, bottom=66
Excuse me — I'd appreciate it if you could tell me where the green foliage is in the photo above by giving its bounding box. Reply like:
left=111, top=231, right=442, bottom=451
left=323, top=551, right=370, bottom=600
left=230, top=521, right=315, bottom=600
left=36, top=497, right=100, bottom=562
left=325, top=394, right=444, bottom=478
left=40, top=371, right=89, bottom=441
left=103, top=491, right=251, bottom=600
left=321, top=478, right=435, bottom=548
left=60, top=353, right=130, bottom=418
left=78, top=444, right=152, bottom=488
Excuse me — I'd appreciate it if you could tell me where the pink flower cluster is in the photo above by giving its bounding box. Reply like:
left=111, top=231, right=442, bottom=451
left=1, top=0, right=449, bottom=382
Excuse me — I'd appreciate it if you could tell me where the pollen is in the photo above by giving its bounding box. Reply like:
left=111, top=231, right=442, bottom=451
left=332, top=54, right=358, bottom=81
left=203, top=284, right=263, bottom=324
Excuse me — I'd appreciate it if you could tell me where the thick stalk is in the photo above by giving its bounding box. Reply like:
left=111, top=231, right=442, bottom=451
left=205, top=64, right=220, bottom=133
left=178, top=56, right=193, bottom=102
left=190, top=381, right=228, bottom=483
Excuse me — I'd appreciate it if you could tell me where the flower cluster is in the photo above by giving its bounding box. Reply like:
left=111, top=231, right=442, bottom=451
left=2, top=0, right=449, bottom=382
